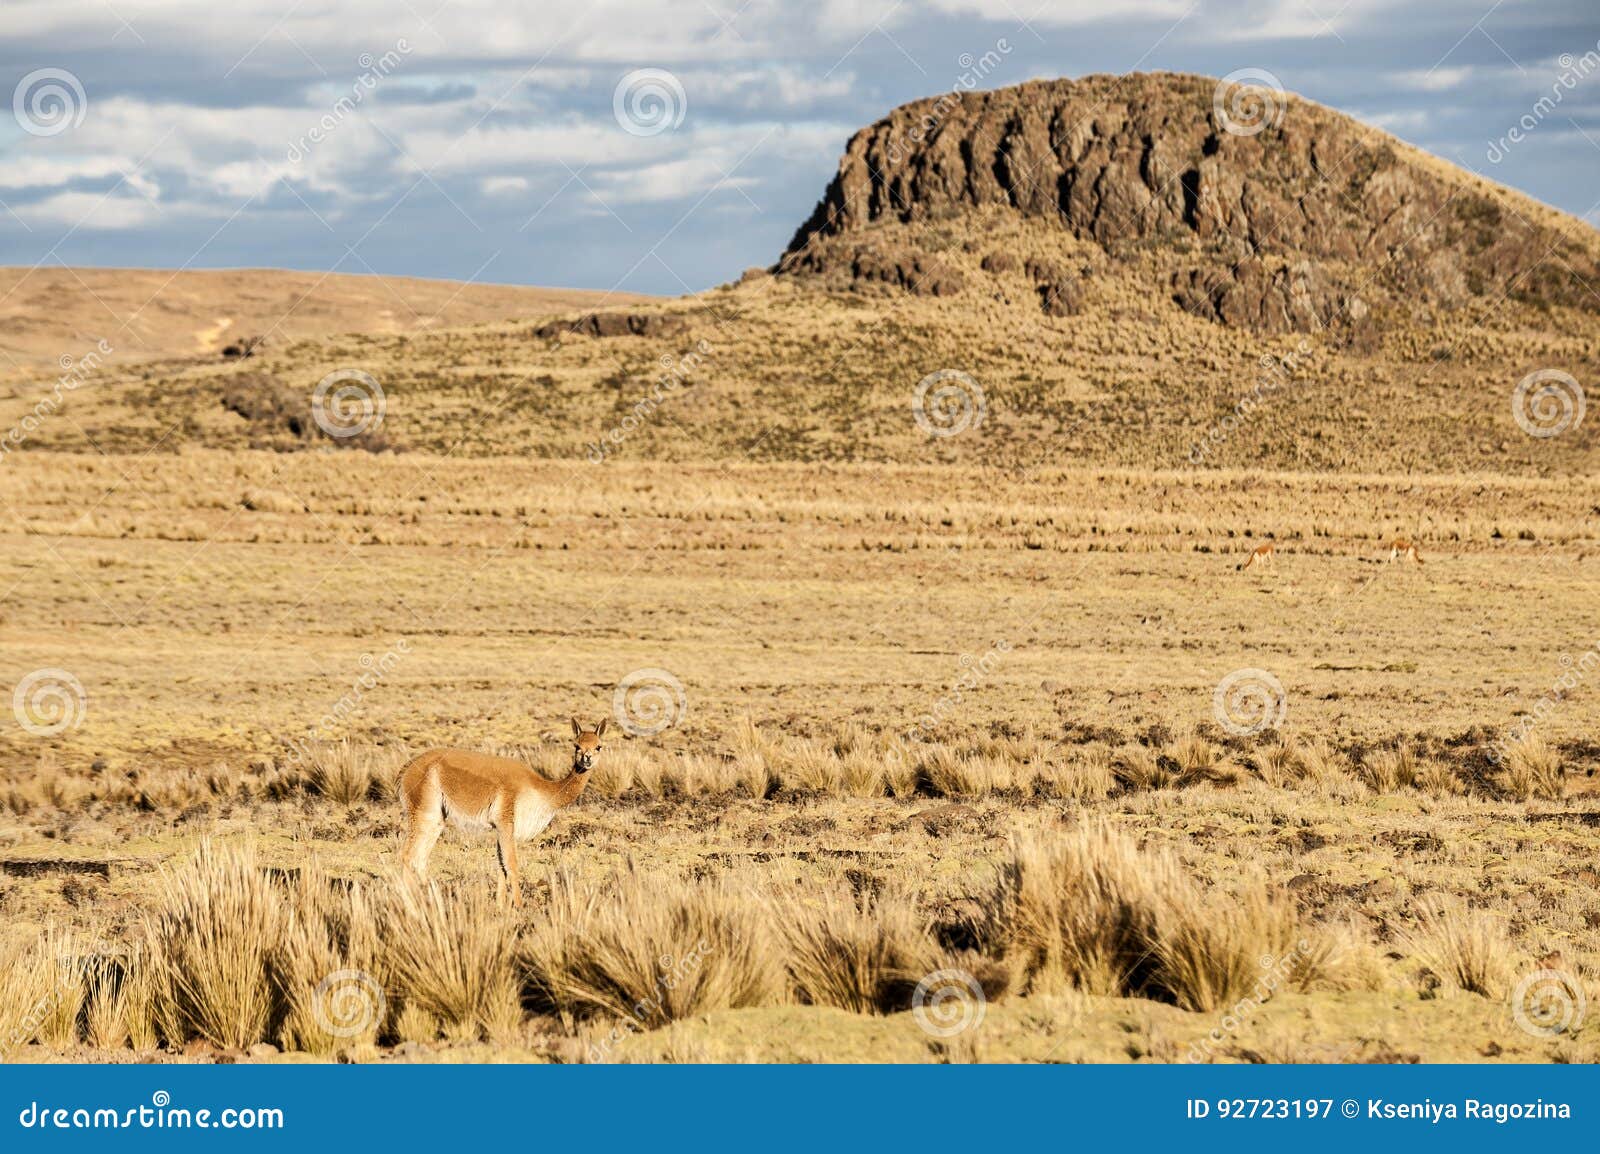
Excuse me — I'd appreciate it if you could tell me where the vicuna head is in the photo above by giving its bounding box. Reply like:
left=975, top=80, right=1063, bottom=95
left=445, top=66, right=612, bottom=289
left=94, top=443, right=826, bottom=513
left=570, top=717, right=607, bottom=774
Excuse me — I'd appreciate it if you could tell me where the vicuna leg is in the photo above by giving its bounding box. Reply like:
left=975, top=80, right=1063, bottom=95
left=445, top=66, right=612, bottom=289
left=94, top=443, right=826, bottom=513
left=400, top=761, right=444, bottom=878
left=404, top=814, right=443, bottom=878
left=495, top=819, right=521, bottom=909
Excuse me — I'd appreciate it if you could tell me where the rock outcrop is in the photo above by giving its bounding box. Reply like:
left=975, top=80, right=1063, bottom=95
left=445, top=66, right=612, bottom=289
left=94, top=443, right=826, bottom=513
left=777, top=72, right=1600, bottom=333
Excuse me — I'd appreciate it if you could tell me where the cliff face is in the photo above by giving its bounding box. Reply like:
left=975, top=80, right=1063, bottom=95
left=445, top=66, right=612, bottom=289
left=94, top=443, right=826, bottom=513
left=777, top=73, right=1600, bottom=333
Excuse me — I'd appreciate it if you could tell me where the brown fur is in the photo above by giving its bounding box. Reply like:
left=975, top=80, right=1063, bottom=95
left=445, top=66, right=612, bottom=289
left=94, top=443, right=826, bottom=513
left=1389, top=538, right=1423, bottom=564
left=1237, top=542, right=1275, bottom=572
left=398, top=718, right=606, bottom=907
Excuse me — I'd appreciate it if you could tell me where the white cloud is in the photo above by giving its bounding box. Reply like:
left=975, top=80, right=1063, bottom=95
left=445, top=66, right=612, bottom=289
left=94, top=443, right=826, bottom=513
left=1391, top=66, right=1475, bottom=91
left=16, top=191, right=166, bottom=230
left=481, top=175, right=530, bottom=196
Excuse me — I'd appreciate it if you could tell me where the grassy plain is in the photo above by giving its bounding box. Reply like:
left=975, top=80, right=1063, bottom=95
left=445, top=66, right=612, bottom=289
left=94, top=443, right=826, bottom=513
left=1, top=449, right=1597, bottom=1062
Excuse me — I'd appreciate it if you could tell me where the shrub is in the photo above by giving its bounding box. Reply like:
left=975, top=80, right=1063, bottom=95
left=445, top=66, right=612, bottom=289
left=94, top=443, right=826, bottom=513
left=779, top=890, right=943, bottom=1014
left=522, top=865, right=784, bottom=1028
left=145, top=840, right=281, bottom=1049
left=380, top=879, right=518, bottom=1042
left=980, top=825, right=1300, bottom=1011
left=1499, top=735, right=1564, bottom=800
left=1399, top=900, right=1512, bottom=997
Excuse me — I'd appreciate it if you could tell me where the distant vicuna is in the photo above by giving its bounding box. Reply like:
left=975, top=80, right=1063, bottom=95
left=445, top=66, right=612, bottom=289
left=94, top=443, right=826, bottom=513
left=1237, top=542, right=1275, bottom=572
left=398, top=719, right=605, bottom=907
left=1388, top=538, right=1424, bottom=565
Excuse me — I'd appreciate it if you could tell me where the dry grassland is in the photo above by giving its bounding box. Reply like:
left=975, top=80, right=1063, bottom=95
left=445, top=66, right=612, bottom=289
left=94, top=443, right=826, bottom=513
left=1, top=449, right=1597, bottom=1062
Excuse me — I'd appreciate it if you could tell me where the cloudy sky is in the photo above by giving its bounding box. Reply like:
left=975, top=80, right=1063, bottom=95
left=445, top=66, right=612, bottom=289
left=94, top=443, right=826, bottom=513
left=2, top=0, right=1598, bottom=294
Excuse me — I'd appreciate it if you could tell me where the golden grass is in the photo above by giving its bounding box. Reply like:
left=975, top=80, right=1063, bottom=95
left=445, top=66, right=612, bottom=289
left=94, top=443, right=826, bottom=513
left=1399, top=901, right=1515, bottom=998
left=302, top=740, right=401, bottom=805
left=980, top=826, right=1300, bottom=1012
left=522, top=866, right=784, bottom=1030
left=275, top=866, right=386, bottom=1052
left=1, top=451, right=1598, bottom=1062
left=1500, top=735, right=1566, bottom=801
left=145, top=840, right=282, bottom=1050
left=779, top=890, right=944, bottom=1014
left=382, top=880, right=520, bottom=1044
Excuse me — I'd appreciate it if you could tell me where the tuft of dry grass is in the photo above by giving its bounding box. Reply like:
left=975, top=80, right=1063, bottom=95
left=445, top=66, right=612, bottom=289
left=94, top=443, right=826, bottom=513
left=1399, top=901, right=1513, bottom=998
left=301, top=740, right=398, bottom=805
left=1499, top=735, right=1565, bottom=800
left=1414, top=758, right=1463, bottom=798
left=1038, top=744, right=1116, bottom=801
left=381, top=879, right=519, bottom=1043
left=980, top=825, right=1300, bottom=1012
left=1360, top=746, right=1418, bottom=793
left=82, top=950, right=158, bottom=1051
left=779, top=890, right=943, bottom=1014
left=522, top=865, right=784, bottom=1028
left=1151, top=883, right=1298, bottom=1013
left=145, top=839, right=281, bottom=1050
left=274, top=865, right=387, bottom=1052
left=1112, top=744, right=1176, bottom=792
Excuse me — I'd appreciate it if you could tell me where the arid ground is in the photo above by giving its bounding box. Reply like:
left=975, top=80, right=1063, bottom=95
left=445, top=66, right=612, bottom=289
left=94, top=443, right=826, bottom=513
left=2, top=72, right=1599, bottom=1064
left=1, top=450, right=1597, bottom=1063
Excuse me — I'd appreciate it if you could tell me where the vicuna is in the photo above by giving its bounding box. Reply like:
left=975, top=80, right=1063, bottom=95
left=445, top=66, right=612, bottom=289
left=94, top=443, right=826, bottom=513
left=398, top=719, right=606, bottom=907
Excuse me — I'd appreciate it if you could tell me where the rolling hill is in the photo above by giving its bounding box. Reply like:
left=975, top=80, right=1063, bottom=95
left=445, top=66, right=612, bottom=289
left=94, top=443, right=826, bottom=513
left=3, top=72, right=1595, bottom=476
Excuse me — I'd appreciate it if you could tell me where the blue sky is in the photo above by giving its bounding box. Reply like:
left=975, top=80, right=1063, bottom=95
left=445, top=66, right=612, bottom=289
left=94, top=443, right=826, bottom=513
left=2, top=0, right=1598, bottom=295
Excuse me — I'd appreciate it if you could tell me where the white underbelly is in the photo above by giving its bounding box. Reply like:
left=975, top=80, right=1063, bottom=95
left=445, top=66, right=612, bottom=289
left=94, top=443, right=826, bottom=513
left=513, top=800, right=556, bottom=841
left=442, top=797, right=495, bottom=832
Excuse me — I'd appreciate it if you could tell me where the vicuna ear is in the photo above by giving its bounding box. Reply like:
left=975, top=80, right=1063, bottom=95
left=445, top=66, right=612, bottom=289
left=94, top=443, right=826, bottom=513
left=595, top=718, right=608, bottom=737
left=571, top=717, right=582, bottom=738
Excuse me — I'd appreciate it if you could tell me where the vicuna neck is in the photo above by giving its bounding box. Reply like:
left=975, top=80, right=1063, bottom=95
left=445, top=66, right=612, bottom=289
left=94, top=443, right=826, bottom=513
left=557, top=769, right=591, bottom=807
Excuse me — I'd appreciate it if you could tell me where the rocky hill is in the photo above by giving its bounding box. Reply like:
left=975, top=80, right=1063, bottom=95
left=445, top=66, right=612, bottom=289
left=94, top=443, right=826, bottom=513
left=778, top=72, right=1600, bottom=336
left=5, top=74, right=1596, bottom=476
